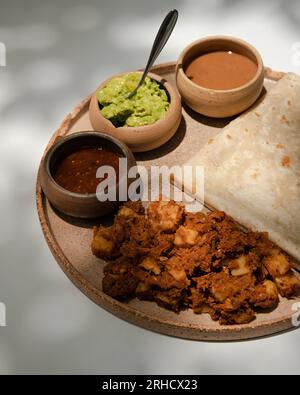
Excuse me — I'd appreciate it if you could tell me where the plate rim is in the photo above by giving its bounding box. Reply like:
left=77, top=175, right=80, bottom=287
left=36, top=62, right=299, bottom=341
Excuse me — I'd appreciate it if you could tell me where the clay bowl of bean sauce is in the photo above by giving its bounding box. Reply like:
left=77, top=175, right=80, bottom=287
left=176, top=36, right=264, bottom=118
left=40, top=132, right=136, bottom=218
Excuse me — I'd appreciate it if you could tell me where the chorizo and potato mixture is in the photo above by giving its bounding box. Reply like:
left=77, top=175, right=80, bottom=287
left=91, top=200, right=300, bottom=325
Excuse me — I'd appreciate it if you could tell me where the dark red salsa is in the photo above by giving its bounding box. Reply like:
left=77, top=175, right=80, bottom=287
left=53, top=147, right=121, bottom=194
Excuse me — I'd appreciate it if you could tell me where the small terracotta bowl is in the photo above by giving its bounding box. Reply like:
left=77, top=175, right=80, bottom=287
left=89, top=71, right=182, bottom=152
left=40, top=131, right=136, bottom=218
left=176, top=36, right=265, bottom=118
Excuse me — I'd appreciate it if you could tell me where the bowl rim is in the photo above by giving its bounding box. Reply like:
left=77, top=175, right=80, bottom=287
left=177, top=35, right=264, bottom=94
left=43, top=131, right=136, bottom=199
left=91, top=70, right=180, bottom=132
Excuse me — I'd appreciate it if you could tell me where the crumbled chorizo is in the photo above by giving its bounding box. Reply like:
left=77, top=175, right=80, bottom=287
left=92, top=201, right=300, bottom=325
left=102, top=258, right=139, bottom=299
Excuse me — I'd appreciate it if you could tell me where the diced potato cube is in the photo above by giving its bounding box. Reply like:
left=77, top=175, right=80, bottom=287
left=148, top=200, right=184, bottom=233
left=230, top=255, right=251, bottom=277
left=165, top=256, right=187, bottom=282
left=275, top=272, right=300, bottom=298
left=174, top=226, right=199, bottom=247
left=251, top=280, right=279, bottom=309
left=91, top=227, right=115, bottom=258
left=139, top=257, right=161, bottom=275
left=118, top=206, right=137, bottom=218
left=263, top=248, right=291, bottom=278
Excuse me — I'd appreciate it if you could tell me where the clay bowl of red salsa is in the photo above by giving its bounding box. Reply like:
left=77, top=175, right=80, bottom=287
left=40, top=131, right=136, bottom=218
left=176, top=36, right=265, bottom=118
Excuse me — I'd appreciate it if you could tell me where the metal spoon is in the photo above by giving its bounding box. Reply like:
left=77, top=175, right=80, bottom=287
left=126, top=9, right=179, bottom=99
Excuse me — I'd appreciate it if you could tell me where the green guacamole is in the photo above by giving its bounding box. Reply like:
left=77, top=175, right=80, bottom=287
left=97, top=73, right=169, bottom=127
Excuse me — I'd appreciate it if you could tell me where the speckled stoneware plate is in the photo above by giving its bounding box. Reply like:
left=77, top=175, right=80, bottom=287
left=36, top=62, right=300, bottom=341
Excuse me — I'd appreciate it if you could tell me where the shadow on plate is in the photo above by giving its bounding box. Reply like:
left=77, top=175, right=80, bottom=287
left=182, top=85, right=268, bottom=129
left=135, top=116, right=187, bottom=161
left=183, top=103, right=236, bottom=129
left=51, top=203, right=116, bottom=229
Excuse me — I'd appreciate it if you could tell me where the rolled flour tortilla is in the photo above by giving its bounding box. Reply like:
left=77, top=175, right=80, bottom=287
left=182, top=73, right=300, bottom=262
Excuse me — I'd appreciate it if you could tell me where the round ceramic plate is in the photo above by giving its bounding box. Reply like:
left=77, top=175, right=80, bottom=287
left=36, top=62, right=299, bottom=341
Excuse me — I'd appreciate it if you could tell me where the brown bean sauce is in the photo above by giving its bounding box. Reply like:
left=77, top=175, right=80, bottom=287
left=185, top=51, right=258, bottom=90
left=53, top=147, right=121, bottom=194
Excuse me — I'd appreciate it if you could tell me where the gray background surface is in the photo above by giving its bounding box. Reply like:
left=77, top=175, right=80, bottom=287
left=0, top=0, right=300, bottom=375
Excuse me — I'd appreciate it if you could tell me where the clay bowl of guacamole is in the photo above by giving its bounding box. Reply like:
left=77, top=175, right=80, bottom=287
left=89, top=71, right=182, bottom=152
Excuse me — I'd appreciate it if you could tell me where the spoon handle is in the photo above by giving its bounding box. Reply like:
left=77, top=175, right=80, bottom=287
left=144, top=9, right=178, bottom=75
left=127, top=9, right=178, bottom=98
